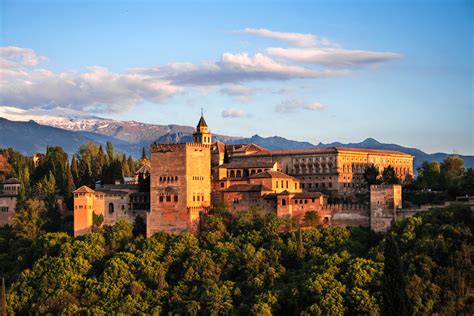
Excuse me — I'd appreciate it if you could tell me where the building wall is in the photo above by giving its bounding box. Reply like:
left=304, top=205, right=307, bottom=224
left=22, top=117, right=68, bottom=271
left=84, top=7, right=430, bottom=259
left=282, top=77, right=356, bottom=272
left=0, top=196, right=17, bottom=227
left=73, top=192, right=96, bottom=237
left=370, top=184, right=402, bottom=232
left=147, top=143, right=210, bottom=237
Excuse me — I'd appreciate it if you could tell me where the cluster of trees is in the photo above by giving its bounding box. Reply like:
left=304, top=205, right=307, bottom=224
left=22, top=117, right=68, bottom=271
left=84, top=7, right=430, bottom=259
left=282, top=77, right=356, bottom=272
left=414, top=155, right=473, bottom=195
left=0, top=204, right=470, bottom=314
left=0, top=143, right=144, bottom=234
left=363, top=164, right=403, bottom=186
left=71, top=142, right=142, bottom=188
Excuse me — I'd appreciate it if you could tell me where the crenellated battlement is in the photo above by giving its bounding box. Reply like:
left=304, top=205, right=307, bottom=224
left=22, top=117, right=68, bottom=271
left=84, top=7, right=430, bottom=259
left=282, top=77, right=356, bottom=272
left=150, top=142, right=210, bottom=153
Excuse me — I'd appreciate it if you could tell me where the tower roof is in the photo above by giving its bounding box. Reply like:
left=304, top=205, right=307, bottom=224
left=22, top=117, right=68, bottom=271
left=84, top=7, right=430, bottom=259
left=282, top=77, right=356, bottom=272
left=197, top=115, right=208, bottom=128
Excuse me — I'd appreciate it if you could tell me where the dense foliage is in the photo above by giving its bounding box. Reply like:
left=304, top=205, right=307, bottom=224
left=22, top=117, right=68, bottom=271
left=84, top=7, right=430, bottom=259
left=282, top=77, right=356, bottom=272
left=0, top=204, right=471, bottom=315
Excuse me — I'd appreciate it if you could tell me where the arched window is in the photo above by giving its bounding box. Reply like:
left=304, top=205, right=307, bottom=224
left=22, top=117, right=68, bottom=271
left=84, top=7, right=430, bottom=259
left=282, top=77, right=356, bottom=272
left=282, top=199, right=287, bottom=206
left=108, top=203, right=114, bottom=214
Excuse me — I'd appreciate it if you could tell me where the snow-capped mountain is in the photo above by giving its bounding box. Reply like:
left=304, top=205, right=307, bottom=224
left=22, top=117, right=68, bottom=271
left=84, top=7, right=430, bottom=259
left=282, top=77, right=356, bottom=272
left=0, top=106, right=194, bottom=143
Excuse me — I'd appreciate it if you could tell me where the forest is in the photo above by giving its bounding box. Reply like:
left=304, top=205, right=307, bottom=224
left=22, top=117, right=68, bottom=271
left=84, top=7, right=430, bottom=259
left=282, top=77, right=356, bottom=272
left=0, top=203, right=471, bottom=315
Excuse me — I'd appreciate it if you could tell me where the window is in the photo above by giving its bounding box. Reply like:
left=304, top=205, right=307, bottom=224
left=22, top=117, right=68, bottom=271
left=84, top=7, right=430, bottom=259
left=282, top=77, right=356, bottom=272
left=121, top=205, right=125, bottom=210
left=0, top=207, right=8, bottom=213
left=166, top=196, right=171, bottom=202
left=174, top=196, right=178, bottom=202
left=305, top=200, right=308, bottom=204
left=220, top=182, right=224, bottom=188
left=108, top=203, right=114, bottom=214
left=286, top=181, right=289, bottom=188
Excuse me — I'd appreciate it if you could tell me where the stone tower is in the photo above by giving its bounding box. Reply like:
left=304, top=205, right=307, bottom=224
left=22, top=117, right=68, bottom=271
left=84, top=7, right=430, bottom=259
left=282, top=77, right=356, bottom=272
left=370, top=184, right=402, bottom=232
left=147, top=113, right=212, bottom=237
left=193, top=111, right=212, bottom=145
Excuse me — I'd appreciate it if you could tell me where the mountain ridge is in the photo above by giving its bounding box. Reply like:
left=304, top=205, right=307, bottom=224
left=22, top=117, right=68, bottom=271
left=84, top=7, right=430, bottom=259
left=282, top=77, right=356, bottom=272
left=0, top=116, right=472, bottom=170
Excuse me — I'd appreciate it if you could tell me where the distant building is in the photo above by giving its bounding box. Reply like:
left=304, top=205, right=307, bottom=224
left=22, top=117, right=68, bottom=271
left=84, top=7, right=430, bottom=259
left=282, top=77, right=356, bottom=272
left=0, top=178, right=20, bottom=227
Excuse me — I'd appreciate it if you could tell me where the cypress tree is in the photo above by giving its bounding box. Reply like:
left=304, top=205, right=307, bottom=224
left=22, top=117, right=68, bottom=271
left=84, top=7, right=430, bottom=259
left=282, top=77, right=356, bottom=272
left=127, top=155, right=135, bottom=175
left=96, top=145, right=107, bottom=180
left=113, top=159, right=124, bottom=184
left=122, top=154, right=130, bottom=177
left=141, top=147, right=147, bottom=161
left=296, top=227, right=305, bottom=260
left=106, top=142, right=114, bottom=164
left=382, top=234, right=410, bottom=316
left=71, top=156, right=79, bottom=187
left=1, top=278, right=6, bottom=316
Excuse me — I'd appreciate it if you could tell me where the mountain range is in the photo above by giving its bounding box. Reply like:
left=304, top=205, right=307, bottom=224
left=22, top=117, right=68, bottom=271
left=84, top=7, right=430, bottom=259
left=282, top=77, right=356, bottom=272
left=0, top=115, right=472, bottom=170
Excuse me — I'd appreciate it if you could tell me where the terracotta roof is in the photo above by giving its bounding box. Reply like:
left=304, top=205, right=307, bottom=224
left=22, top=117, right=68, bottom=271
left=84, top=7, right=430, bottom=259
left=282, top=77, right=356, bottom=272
left=74, top=186, right=95, bottom=193
left=243, top=146, right=412, bottom=157
left=249, top=170, right=297, bottom=180
left=3, top=178, right=20, bottom=184
left=292, top=192, right=323, bottom=199
left=230, top=143, right=267, bottom=154
left=197, top=116, right=208, bottom=128
left=224, top=184, right=272, bottom=192
left=220, top=159, right=275, bottom=169
left=212, top=141, right=226, bottom=153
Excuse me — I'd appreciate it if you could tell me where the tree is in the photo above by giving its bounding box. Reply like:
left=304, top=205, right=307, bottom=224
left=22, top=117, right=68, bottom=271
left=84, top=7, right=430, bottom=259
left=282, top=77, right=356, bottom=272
left=382, top=165, right=399, bottom=185
left=121, top=154, right=130, bottom=177
left=13, top=199, right=46, bottom=240
left=132, top=215, right=146, bottom=236
left=296, top=228, right=305, bottom=260
left=92, top=212, right=104, bottom=230
left=416, top=161, right=441, bottom=190
left=96, top=145, right=107, bottom=179
left=113, top=159, right=124, bottom=184
left=78, top=159, right=93, bottom=187
left=303, top=211, right=320, bottom=228
left=106, top=142, right=114, bottom=164
left=127, top=156, right=135, bottom=175
left=382, top=234, right=409, bottom=316
left=364, top=164, right=380, bottom=186
left=1, top=278, right=6, bottom=316
left=141, top=147, right=147, bottom=161
left=71, top=156, right=79, bottom=187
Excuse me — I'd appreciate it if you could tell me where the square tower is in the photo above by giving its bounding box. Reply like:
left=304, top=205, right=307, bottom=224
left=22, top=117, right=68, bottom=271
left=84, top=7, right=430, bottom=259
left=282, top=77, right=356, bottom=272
left=147, top=143, right=211, bottom=236
left=370, top=184, right=402, bottom=232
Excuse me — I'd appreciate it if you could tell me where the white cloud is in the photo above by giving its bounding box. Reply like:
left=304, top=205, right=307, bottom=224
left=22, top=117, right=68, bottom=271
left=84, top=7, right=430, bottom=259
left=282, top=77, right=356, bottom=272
left=220, top=84, right=257, bottom=102
left=222, top=108, right=247, bottom=118
left=275, top=99, right=325, bottom=113
left=240, top=28, right=337, bottom=47
left=0, top=46, right=47, bottom=66
left=267, top=47, right=402, bottom=66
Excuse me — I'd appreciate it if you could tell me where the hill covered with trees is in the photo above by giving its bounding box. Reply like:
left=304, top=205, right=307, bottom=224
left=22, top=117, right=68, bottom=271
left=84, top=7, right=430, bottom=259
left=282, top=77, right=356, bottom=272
left=0, top=204, right=471, bottom=315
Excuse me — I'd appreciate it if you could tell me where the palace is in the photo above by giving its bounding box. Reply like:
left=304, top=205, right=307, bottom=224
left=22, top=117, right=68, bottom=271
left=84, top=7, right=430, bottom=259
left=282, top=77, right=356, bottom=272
left=73, top=114, right=415, bottom=236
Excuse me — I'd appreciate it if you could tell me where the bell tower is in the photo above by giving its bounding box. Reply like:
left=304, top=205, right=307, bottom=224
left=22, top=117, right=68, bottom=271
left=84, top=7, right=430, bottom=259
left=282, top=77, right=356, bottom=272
left=193, top=108, right=212, bottom=145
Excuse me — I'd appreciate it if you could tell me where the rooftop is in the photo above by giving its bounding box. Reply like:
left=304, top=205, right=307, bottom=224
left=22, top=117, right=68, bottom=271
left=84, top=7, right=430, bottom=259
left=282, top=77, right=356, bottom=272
left=249, top=170, right=297, bottom=180
left=224, top=184, right=272, bottom=192
left=243, top=146, right=412, bottom=157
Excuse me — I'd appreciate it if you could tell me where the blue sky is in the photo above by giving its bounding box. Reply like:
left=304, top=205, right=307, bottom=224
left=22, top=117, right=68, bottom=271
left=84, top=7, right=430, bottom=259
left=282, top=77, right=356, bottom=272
left=0, top=0, right=472, bottom=154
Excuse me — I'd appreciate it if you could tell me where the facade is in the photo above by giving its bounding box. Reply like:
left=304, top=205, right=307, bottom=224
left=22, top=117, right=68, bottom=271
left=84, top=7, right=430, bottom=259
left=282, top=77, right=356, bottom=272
left=146, top=116, right=212, bottom=237
left=0, top=178, right=20, bottom=227
left=73, top=184, right=149, bottom=237
left=72, top=113, right=417, bottom=237
left=219, top=146, right=413, bottom=195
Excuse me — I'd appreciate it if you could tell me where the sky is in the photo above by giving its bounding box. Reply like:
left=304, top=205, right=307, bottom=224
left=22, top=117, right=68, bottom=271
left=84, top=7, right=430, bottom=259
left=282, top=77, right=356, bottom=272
left=0, top=0, right=472, bottom=154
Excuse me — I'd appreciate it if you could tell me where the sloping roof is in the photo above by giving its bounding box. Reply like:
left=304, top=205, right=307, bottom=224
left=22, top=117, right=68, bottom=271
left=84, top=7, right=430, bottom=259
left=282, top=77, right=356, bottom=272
left=95, top=189, right=129, bottom=195
left=74, top=185, right=95, bottom=193
left=292, top=192, right=323, bottom=199
left=197, top=116, right=208, bottom=128
left=224, top=184, right=272, bottom=192
left=249, top=170, right=297, bottom=180
left=3, top=178, right=20, bottom=184
left=230, top=143, right=267, bottom=154
left=212, top=141, right=226, bottom=153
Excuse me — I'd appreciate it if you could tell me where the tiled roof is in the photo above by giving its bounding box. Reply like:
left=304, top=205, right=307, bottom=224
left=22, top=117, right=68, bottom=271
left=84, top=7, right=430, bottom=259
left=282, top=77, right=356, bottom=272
left=95, top=189, right=129, bottom=195
left=224, top=184, right=272, bottom=192
left=197, top=116, right=208, bottom=127
left=292, top=192, right=323, bottom=199
left=3, top=178, right=20, bottom=184
left=74, top=186, right=95, bottom=193
left=249, top=170, right=297, bottom=180
left=135, top=163, right=151, bottom=174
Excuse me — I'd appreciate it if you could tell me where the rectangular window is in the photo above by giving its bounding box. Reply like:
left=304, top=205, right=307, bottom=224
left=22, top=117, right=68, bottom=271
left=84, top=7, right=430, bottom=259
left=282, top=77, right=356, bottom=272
left=166, top=196, right=171, bottom=202
left=159, top=196, right=164, bottom=202
left=174, top=196, right=178, bottom=202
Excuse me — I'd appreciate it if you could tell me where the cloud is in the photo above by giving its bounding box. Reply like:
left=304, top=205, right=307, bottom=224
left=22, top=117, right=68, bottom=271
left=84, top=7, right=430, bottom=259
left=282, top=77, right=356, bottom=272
left=139, top=52, right=325, bottom=86
left=0, top=46, right=48, bottom=66
left=275, top=99, right=325, bottom=113
left=240, top=28, right=337, bottom=47
left=222, top=108, right=247, bottom=118
left=267, top=47, right=402, bottom=66
left=220, top=84, right=257, bottom=102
